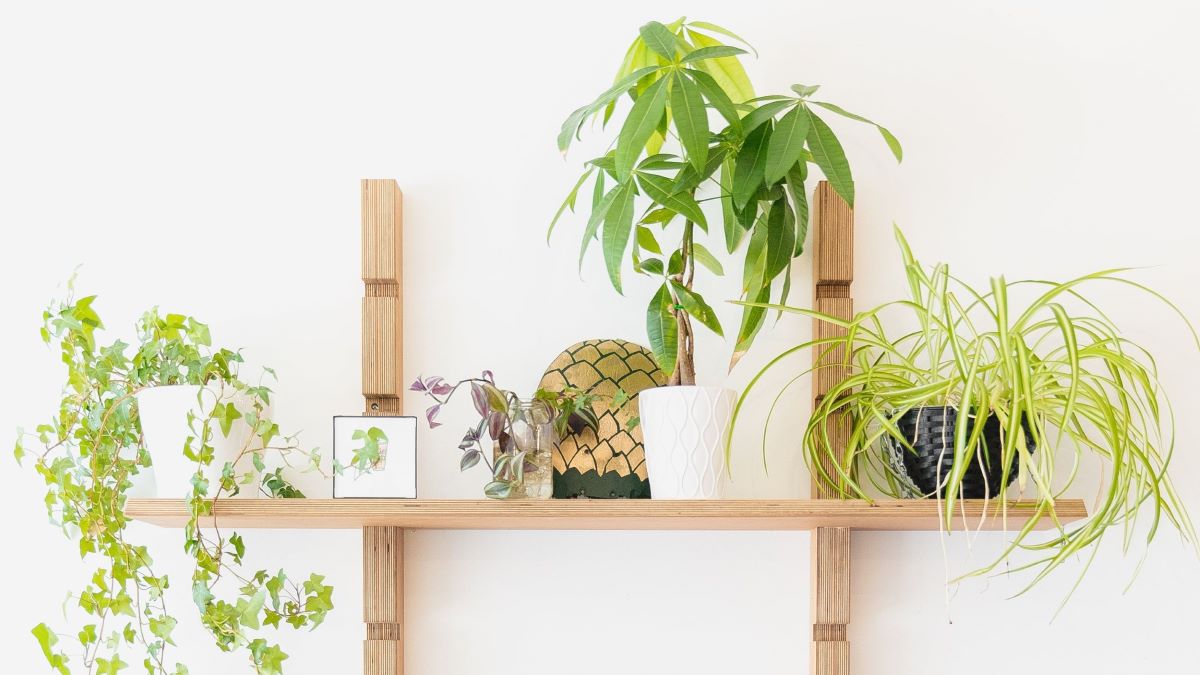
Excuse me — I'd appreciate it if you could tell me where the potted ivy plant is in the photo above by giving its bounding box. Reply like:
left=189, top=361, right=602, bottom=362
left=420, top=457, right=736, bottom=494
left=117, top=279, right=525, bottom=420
left=551, top=18, right=901, bottom=497
left=729, top=228, right=1197, bottom=596
left=17, top=286, right=334, bottom=674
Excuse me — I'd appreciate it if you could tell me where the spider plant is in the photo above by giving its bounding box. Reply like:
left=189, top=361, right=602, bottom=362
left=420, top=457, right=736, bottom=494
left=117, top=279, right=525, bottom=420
left=729, top=226, right=1198, bottom=596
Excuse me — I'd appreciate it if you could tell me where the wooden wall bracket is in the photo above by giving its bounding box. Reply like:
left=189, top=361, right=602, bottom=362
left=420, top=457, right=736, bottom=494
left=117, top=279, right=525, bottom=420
left=355, top=178, right=855, bottom=675
left=362, top=179, right=405, bottom=674
left=810, top=181, right=854, bottom=675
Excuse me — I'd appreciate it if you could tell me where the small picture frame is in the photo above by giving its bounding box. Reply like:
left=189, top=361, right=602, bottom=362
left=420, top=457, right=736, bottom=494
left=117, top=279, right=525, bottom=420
left=333, top=416, right=417, bottom=498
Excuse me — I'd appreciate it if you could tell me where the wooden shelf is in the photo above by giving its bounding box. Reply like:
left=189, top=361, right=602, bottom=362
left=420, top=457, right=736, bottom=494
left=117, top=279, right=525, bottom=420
left=125, top=498, right=1087, bottom=531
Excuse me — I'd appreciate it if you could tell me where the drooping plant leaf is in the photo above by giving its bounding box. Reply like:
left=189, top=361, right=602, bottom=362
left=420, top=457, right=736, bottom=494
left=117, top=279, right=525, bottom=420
left=646, top=283, right=678, bottom=375
left=615, top=76, right=670, bottom=181
left=804, top=107, right=854, bottom=207
left=601, top=181, right=638, bottom=292
left=764, top=104, right=810, bottom=184
left=669, top=71, right=709, bottom=171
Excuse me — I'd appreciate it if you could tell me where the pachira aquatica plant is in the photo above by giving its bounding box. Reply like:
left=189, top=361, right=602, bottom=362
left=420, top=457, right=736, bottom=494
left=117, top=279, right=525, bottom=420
left=550, top=18, right=902, bottom=384
left=730, top=227, right=1198, bottom=601
left=16, top=285, right=334, bottom=674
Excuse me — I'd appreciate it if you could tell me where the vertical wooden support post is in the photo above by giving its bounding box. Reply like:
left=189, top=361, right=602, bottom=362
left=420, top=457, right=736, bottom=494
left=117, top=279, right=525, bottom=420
left=361, top=179, right=404, bottom=675
left=811, top=527, right=850, bottom=675
left=364, top=527, right=404, bottom=675
left=811, top=181, right=853, bottom=675
left=362, top=179, right=404, bottom=416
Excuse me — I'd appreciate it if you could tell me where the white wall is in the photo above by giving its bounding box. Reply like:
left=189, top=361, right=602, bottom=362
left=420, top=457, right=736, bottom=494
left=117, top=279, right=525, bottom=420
left=2, top=1, right=1199, bottom=672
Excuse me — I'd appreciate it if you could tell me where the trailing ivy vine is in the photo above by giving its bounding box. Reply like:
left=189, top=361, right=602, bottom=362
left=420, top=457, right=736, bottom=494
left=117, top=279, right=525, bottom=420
left=16, top=284, right=333, bottom=674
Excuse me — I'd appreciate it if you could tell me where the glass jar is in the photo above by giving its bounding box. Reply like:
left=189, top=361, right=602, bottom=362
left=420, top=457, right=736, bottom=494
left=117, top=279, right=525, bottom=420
left=506, top=399, right=556, bottom=499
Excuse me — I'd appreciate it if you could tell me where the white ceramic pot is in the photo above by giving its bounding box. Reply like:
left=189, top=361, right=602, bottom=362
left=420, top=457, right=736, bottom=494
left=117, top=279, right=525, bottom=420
left=639, top=385, right=736, bottom=499
left=135, top=384, right=265, bottom=498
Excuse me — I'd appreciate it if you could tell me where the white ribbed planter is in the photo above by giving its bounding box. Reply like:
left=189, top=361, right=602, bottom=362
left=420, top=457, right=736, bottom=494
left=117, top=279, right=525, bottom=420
left=135, top=384, right=265, bottom=498
left=639, top=386, right=736, bottom=499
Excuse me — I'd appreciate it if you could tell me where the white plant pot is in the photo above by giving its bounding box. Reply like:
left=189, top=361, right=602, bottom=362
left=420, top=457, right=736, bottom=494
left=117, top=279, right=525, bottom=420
left=639, top=385, right=736, bottom=499
left=135, top=384, right=266, bottom=498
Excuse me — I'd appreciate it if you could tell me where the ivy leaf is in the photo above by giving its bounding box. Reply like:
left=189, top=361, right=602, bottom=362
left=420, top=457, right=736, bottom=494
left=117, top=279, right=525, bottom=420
left=804, top=108, right=855, bottom=207
left=670, top=281, right=724, bottom=337
left=639, top=21, right=679, bottom=60
left=615, top=74, right=670, bottom=181
left=602, top=182, right=638, bottom=293
left=670, top=72, right=709, bottom=171
left=646, top=284, right=678, bottom=376
left=192, top=581, right=214, bottom=611
left=732, top=122, right=772, bottom=209
left=637, top=173, right=706, bottom=229
left=149, top=616, right=177, bottom=646
left=764, top=104, right=810, bottom=184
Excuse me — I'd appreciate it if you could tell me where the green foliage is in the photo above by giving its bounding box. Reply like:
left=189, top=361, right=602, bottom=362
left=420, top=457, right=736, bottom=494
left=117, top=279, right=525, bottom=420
left=19, top=288, right=335, bottom=673
left=551, top=18, right=900, bottom=380
left=728, top=228, right=1198, bottom=604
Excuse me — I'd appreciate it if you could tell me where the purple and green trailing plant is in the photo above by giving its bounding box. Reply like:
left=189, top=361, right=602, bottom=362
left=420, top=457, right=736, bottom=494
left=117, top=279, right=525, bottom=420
left=412, top=372, right=626, bottom=499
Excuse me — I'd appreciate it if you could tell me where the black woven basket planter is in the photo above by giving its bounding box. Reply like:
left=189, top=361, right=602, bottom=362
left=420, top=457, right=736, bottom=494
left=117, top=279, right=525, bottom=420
left=892, top=406, right=1032, bottom=499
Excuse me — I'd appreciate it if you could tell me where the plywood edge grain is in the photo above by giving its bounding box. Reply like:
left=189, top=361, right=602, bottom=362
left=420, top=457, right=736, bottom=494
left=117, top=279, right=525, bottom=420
left=125, top=498, right=1088, bottom=531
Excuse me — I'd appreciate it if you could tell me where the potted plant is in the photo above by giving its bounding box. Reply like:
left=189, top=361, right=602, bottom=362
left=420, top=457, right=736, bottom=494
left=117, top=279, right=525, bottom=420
left=730, top=228, right=1197, bottom=596
left=16, top=287, right=334, bottom=674
left=413, top=372, right=607, bottom=499
left=133, top=310, right=275, bottom=498
left=551, top=18, right=901, bottom=497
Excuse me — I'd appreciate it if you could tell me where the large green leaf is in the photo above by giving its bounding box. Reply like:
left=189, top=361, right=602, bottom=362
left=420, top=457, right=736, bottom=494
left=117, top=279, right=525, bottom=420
left=578, top=181, right=618, bottom=268
left=558, top=66, right=662, bottom=153
left=764, top=105, right=810, bottom=184
left=601, top=182, right=638, bottom=292
left=687, top=21, right=757, bottom=56
left=670, top=72, right=709, bottom=171
left=670, top=281, right=724, bottom=336
left=741, top=213, right=769, bottom=293
left=616, top=77, right=670, bottom=181
left=741, top=99, right=793, bottom=134
left=681, top=45, right=747, bottom=63
left=732, top=122, right=772, bottom=208
left=646, top=283, right=678, bottom=375
left=686, top=68, right=741, bottom=130
left=719, top=157, right=742, bottom=254
left=693, top=242, right=725, bottom=275
left=812, top=101, right=903, bottom=162
left=731, top=283, right=771, bottom=369
left=689, top=30, right=754, bottom=103
left=639, top=21, right=679, bottom=60
left=785, top=163, right=809, bottom=256
left=637, top=172, right=707, bottom=228
left=804, top=108, right=855, bottom=207
left=548, top=167, right=595, bottom=242
left=763, top=198, right=795, bottom=280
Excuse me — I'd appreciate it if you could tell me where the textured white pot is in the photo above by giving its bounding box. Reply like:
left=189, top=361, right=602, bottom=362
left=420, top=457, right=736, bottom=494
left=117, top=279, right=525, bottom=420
left=639, top=385, right=736, bottom=499
left=135, top=384, right=265, bottom=498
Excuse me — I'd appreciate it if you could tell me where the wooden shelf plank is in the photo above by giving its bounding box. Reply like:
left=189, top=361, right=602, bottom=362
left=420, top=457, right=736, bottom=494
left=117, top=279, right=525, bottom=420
left=126, top=498, right=1087, bottom=531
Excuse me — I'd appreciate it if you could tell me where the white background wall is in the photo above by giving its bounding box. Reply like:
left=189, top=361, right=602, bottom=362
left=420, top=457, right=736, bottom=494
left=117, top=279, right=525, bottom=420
left=3, top=1, right=1199, bottom=672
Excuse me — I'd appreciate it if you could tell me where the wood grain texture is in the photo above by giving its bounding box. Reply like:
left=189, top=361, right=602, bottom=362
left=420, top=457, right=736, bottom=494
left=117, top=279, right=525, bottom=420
left=364, top=526, right=404, bottom=675
left=812, top=527, right=850, bottom=675
left=125, top=498, right=1086, bottom=531
left=361, top=179, right=403, bottom=413
left=812, top=181, right=855, bottom=499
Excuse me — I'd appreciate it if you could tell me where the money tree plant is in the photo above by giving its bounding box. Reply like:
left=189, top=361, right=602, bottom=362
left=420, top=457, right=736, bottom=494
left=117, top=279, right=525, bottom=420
left=16, top=285, right=334, bottom=674
left=550, top=18, right=901, bottom=383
